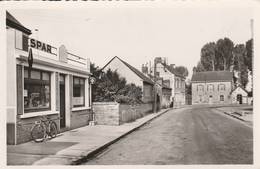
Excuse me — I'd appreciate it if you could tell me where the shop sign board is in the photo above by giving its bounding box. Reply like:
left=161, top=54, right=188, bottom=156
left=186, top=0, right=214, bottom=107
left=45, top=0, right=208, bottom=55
left=30, top=38, right=54, bottom=54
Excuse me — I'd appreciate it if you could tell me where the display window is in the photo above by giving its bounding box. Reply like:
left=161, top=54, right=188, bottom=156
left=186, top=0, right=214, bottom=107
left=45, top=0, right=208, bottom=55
left=73, top=76, right=85, bottom=107
left=24, top=67, right=51, bottom=113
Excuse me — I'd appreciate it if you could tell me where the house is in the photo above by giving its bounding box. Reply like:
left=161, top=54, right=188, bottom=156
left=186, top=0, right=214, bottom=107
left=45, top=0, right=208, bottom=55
left=191, top=71, right=234, bottom=105
left=102, top=56, right=155, bottom=104
left=6, top=11, right=92, bottom=145
left=231, top=86, right=249, bottom=104
left=142, top=57, right=186, bottom=107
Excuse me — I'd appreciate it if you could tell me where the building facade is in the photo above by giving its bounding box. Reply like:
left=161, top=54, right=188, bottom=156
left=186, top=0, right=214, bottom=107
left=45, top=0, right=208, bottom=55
left=142, top=57, right=186, bottom=107
left=6, top=12, right=92, bottom=145
left=231, top=86, right=249, bottom=104
left=191, top=71, right=234, bottom=105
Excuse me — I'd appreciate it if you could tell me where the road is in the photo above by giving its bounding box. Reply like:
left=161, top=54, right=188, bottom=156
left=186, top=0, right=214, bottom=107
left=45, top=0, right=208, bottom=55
left=83, top=106, right=253, bottom=165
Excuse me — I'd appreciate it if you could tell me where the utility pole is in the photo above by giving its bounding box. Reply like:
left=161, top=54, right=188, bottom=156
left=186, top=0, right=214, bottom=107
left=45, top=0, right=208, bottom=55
left=153, top=59, right=157, bottom=113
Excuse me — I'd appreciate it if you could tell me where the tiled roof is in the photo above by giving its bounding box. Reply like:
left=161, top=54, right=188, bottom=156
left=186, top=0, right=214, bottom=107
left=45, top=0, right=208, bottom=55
left=6, top=11, right=31, bottom=35
left=102, top=56, right=154, bottom=85
left=191, top=71, right=233, bottom=82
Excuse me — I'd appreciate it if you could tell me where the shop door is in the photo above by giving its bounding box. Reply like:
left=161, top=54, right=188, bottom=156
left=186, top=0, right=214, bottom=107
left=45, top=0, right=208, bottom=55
left=60, top=75, right=66, bottom=128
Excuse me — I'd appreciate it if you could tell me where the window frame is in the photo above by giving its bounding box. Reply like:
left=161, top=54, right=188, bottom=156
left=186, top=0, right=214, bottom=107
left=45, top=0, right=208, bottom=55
left=24, top=67, right=51, bottom=113
left=73, top=76, right=85, bottom=108
left=220, top=95, right=224, bottom=101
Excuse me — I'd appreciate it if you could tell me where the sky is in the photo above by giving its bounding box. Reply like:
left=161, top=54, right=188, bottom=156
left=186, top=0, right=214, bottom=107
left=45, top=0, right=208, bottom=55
left=9, top=3, right=253, bottom=79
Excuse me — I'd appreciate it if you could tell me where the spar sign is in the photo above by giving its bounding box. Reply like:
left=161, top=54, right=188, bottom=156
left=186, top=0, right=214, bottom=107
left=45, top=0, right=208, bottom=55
left=29, top=38, right=56, bottom=55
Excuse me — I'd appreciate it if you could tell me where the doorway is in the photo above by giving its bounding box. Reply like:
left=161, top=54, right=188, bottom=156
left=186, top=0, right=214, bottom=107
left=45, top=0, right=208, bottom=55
left=209, top=95, right=213, bottom=104
left=60, top=74, right=66, bottom=129
left=237, top=94, right=242, bottom=104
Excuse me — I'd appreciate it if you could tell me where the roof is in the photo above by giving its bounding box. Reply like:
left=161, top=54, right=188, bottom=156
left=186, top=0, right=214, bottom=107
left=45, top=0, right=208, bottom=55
left=160, top=63, right=185, bottom=78
left=191, top=71, right=233, bottom=82
left=102, top=56, right=154, bottom=85
left=6, top=11, right=31, bottom=35
left=230, top=85, right=248, bottom=94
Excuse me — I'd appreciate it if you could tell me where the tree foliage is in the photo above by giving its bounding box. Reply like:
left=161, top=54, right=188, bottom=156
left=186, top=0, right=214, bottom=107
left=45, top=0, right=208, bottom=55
left=194, top=37, right=253, bottom=88
left=90, top=63, right=143, bottom=104
left=174, top=66, right=189, bottom=77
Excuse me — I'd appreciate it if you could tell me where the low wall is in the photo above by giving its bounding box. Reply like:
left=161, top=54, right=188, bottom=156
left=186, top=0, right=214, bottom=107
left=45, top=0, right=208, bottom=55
left=71, top=109, right=92, bottom=129
left=93, top=102, right=153, bottom=125
left=93, top=102, right=120, bottom=125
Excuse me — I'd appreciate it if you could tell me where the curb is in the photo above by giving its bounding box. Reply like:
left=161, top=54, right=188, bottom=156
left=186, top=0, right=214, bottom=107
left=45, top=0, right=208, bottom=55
left=214, top=108, right=246, bottom=122
left=223, top=112, right=246, bottom=122
left=71, top=108, right=171, bottom=165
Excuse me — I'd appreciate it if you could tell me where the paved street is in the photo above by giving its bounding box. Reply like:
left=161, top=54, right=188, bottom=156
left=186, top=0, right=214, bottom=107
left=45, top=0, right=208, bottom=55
left=84, top=106, right=253, bottom=165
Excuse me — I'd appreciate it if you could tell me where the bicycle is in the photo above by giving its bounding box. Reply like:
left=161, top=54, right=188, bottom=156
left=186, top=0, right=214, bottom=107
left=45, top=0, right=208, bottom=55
left=31, top=115, right=58, bottom=143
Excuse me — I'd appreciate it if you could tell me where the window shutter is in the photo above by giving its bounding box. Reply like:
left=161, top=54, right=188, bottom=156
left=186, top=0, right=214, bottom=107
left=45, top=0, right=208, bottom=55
left=56, top=72, right=60, bottom=111
left=17, top=65, right=23, bottom=115
left=22, top=34, right=29, bottom=52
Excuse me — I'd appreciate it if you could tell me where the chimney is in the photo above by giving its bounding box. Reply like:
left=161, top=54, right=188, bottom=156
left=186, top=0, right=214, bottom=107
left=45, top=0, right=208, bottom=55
left=154, top=57, right=162, bottom=64
left=142, top=64, right=148, bottom=74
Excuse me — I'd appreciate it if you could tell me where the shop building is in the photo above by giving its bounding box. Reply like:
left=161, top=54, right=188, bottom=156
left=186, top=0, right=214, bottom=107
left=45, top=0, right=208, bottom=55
left=6, top=12, right=92, bottom=145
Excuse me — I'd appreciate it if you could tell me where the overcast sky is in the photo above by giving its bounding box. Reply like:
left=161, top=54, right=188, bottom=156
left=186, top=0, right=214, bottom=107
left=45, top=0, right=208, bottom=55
left=9, top=4, right=253, bottom=79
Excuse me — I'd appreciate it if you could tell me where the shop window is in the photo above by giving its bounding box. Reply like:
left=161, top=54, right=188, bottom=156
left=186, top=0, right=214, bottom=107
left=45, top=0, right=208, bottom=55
left=220, top=95, right=224, bottom=101
left=73, top=77, right=85, bottom=107
left=24, top=67, right=51, bottom=112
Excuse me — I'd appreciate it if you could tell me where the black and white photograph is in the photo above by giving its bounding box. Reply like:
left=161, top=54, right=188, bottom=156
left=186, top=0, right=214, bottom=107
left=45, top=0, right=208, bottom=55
left=1, top=0, right=259, bottom=167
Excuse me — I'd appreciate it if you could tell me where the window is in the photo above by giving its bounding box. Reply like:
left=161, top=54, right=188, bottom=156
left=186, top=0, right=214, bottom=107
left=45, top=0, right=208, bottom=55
left=197, top=85, right=204, bottom=92
left=73, top=77, right=85, bottom=107
left=218, top=84, right=225, bottom=91
left=24, top=67, right=51, bottom=112
left=208, top=84, right=214, bottom=91
left=220, top=95, right=224, bottom=101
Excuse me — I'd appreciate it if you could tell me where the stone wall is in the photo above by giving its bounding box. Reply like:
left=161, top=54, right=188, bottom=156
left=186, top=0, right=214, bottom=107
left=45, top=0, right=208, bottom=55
left=93, top=102, right=153, bottom=125
left=119, top=103, right=153, bottom=124
left=93, top=102, right=120, bottom=125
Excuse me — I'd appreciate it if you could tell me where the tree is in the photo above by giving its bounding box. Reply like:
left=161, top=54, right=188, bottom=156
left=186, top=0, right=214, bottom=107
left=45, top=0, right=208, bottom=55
left=200, top=42, right=216, bottom=71
left=245, top=39, right=253, bottom=72
left=91, top=65, right=143, bottom=104
left=174, top=66, right=189, bottom=77
left=215, top=38, right=234, bottom=71
left=233, top=44, right=248, bottom=88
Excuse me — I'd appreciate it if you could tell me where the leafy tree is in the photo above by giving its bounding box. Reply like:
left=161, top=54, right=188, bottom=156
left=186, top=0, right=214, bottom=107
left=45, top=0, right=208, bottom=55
left=233, top=44, right=248, bottom=88
left=200, top=42, right=217, bottom=71
left=90, top=64, right=142, bottom=104
left=215, top=38, right=234, bottom=71
left=174, top=66, right=189, bottom=77
left=245, top=39, right=253, bottom=71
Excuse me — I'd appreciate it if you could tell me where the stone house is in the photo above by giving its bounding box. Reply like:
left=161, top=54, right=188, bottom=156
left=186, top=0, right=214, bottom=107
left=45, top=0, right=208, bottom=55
left=102, top=56, right=155, bottom=103
left=6, top=12, right=92, bottom=145
left=191, top=71, right=234, bottom=105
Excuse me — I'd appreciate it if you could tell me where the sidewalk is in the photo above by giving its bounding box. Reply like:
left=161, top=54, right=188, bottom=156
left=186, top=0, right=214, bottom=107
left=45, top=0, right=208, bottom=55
left=7, top=108, right=171, bottom=165
left=214, top=106, right=253, bottom=126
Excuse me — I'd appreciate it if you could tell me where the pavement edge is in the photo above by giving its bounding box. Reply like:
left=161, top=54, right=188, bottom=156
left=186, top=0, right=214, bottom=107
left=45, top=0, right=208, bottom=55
left=71, top=108, right=171, bottom=165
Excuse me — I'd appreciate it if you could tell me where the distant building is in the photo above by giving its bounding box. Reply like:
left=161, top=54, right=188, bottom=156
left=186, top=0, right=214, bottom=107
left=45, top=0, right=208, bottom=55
left=102, top=56, right=155, bottom=103
left=142, top=57, right=186, bottom=107
left=231, top=86, right=249, bottom=104
left=191, top=71, right=234, bottom=105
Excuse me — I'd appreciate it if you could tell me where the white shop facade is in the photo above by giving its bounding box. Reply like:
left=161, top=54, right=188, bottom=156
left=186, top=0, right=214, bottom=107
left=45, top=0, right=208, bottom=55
left=6, top=12, right=92, bottom=145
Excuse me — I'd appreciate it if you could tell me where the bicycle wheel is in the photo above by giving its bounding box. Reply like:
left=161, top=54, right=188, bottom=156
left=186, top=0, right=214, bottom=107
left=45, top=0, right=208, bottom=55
left=49, top=121, right=57, bottom=138
left=31, top=123, right=45, bottom=143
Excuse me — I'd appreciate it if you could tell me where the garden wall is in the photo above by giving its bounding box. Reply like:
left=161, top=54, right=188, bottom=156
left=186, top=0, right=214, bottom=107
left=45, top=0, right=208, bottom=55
left=93, top=102, right=153, bottom=125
